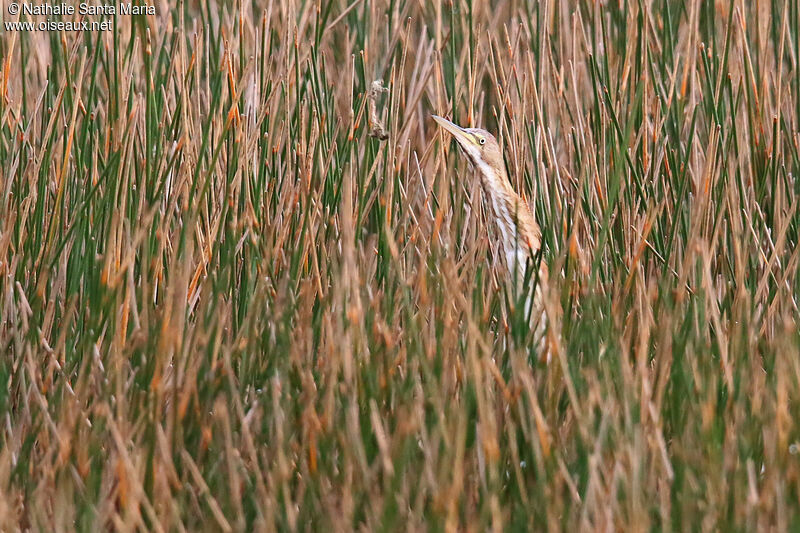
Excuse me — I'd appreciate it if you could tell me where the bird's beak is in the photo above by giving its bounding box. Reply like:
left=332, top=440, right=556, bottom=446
left=432, top=115, right=475, bottom=148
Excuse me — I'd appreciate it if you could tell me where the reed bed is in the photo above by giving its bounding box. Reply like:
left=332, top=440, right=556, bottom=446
left=1, top=0, right=799, bottom=530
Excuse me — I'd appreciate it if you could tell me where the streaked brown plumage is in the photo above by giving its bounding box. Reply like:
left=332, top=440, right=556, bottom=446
left=433, top=115, right=547, bottom=346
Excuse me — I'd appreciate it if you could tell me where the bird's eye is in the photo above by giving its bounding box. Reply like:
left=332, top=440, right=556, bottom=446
left=479, top=137, right=486, bottom=145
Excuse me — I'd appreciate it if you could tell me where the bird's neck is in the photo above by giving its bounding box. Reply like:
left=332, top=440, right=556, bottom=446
left=474, top=161, right=540, bottom=271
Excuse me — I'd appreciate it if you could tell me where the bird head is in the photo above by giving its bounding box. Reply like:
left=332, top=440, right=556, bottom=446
left=432, top=115, right=505, bottom=177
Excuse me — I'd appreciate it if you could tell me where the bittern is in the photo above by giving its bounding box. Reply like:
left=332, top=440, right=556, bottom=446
left=433, top=115, right=548, bottom=346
